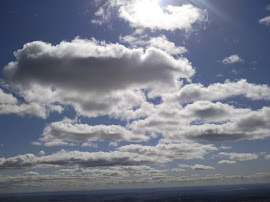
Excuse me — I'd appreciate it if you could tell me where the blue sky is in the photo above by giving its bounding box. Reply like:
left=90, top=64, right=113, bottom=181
left=1, top=0, right=270, bottom=193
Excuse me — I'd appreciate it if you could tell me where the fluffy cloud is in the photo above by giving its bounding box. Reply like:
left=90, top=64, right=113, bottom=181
left=3, top=37, right=194, bottom=118
left=36, top=118, right=149, bottom=146
left=130, top=99, right=270, bottom=142
left=0, top=149, right=154, bottom=170
left=218, top=152, right=258, bottom=161
left=259, top=16, right=270, bottom=26
left=120, top=34, right=187, bottom=55
left=0, top=88, right=17, bottom=104
left=178, top=164, right=214, bottom=170
left=118, top=142, right=217, bottom=160
left=0, top=141, right=217, bottom=170
left=221, top=54, right=244, bottom=64
left=218, top=160, right=236, bottom=164
left=165, top=79, right=270, bottom=104
left=0, top=88, right=52, bottom=118
left=191, top=164, right=215, bottom=170
left=93, top=1, right=207, bottom=31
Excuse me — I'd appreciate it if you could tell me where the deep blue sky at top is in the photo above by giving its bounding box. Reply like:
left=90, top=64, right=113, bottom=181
left=1, top=0, right=270, bottom=85
left=0, top=0, right=270, bottom=157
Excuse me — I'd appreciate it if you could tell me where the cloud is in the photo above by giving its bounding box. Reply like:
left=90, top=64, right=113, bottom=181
left=93, top=1, right=207, bottom=31
left=118, top=142, right=217, bottom=161
left=81, top=142, right=98, bottom=148
left=0, top=88, right=17, bottom=104
left=0, top=149, right=155, bottom=170
left=220, top=146, right=232, bottom=150
left=165, top=79, right=270, bottom=104
left=38, top=150, right=45, bottom=156
left=259, top=16, right=270, bottom=26
left=36, top=118, right=149, bottom=146
left=4, top=37, right=194, bottom=118
left=218, top=152, right=258, bottom=161
left=221, top=54, right=244, bottom=64
left=0, top=88, right=51, bottom=118
left=218, top=160, right=236, bottom=164
left=0, top=142, right=217, bottom=170
left=264, top=154, right=270, bottom=160
left=0, top=102, right=47, bottom=118
left=120, top=34, right=187, bottom=55
left=267, top=4, right=270, bottom=11
left=129, top=99, right=270, bottom=142
left=177, top=163, right=214, bottom=170
left=191, top=164, right=215, bottom=170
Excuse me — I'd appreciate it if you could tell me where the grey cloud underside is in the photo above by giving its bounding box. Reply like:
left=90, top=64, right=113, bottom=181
left=0, top=141, right=217, bottom=170
left=0, top=150, right=153, bottom=170
left=130, top=100, right=270, bottom=142
left=38, top=120, right=149, bottom=145
left=4, top=39, right=194, bottom=93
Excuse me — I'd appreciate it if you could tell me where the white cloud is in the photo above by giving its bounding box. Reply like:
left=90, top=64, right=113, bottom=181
left=177, top=164, right=214, bottom=170
left=264, top=154, right=270, bottom=160
left=218, top=160, right=236, bottom=164
left=218, top=152, right=258, bottom=161
left=0, top=88, right=49, bottom=118
left=118, top=142, right=217, bottom=161
left=93, top=1, right=207, bottom=31
left=165, top=79, right=270, bottom=104
left=81, top=142, right=98, bottom=148
left=120, top=34, right=187, bottom=55
left=0, top=149, right=155, bottom=170
left=220, top=146, right=232, bottom=150
left=259, top=16, right=270, bottom=26
left=0, top=88, right=17, bottom=104
left=36, top=118, right=149, bottom=146
left=38, top=150, right=45, bottom=156
left=221, top=54, right=244, bottom=64
left=129, top=99, right=270, bottom=142
left=191, top=164, right=215, bottom=170
left=4, top=37, right=194, bottom=119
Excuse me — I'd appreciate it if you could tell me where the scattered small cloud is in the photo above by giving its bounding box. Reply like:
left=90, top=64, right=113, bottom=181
left=218, top=152, right=258, bottom=161
left=259, top=16, right=270, bottom=26
left=221, top=54, right=244, bottom=64
left=38, top=150, right=45, bottom=156
left=218, top=160, right=236, bottom=164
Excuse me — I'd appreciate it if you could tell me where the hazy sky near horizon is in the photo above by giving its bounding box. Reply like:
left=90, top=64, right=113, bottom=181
left=1, top=0, right=270, bottom=193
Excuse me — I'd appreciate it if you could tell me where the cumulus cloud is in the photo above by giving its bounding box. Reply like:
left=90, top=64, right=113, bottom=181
left=0, top=88, right=51, bottom=118
left=93, top=1, right=207, bottom=31
left=0, top=142, right=217, bottom=170
left=38, top=150, right=45, bottom=156
left=191, top=164, right=215, bottom=170
left=165, top=79, right=270, bottom=104
left=0, top=149, right=154, bottom=170
left=221, top=54, right=244, bottom=64
left=177, top=164, right=214, bottom=170
left=218, top=152, right=258, bottom=161
left=118, top=142, right=217, bottom=161
left=129, top=99, right=270, bottom=142
left=120, top=34, right=187, bottom=55
left=259, top=16, right=270, bottom=26
left=218, top=160, right=236, bottom=164
left=35, top=118, right=149, bottom=146
left=0, top=88, right=17, bottom=104
left=4, top=37, right=194, bottom=118
left=220, top=146, right=232, bottom=150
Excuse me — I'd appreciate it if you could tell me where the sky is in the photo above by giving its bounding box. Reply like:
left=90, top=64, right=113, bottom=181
left=0, top=0, right=270, bottom=194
